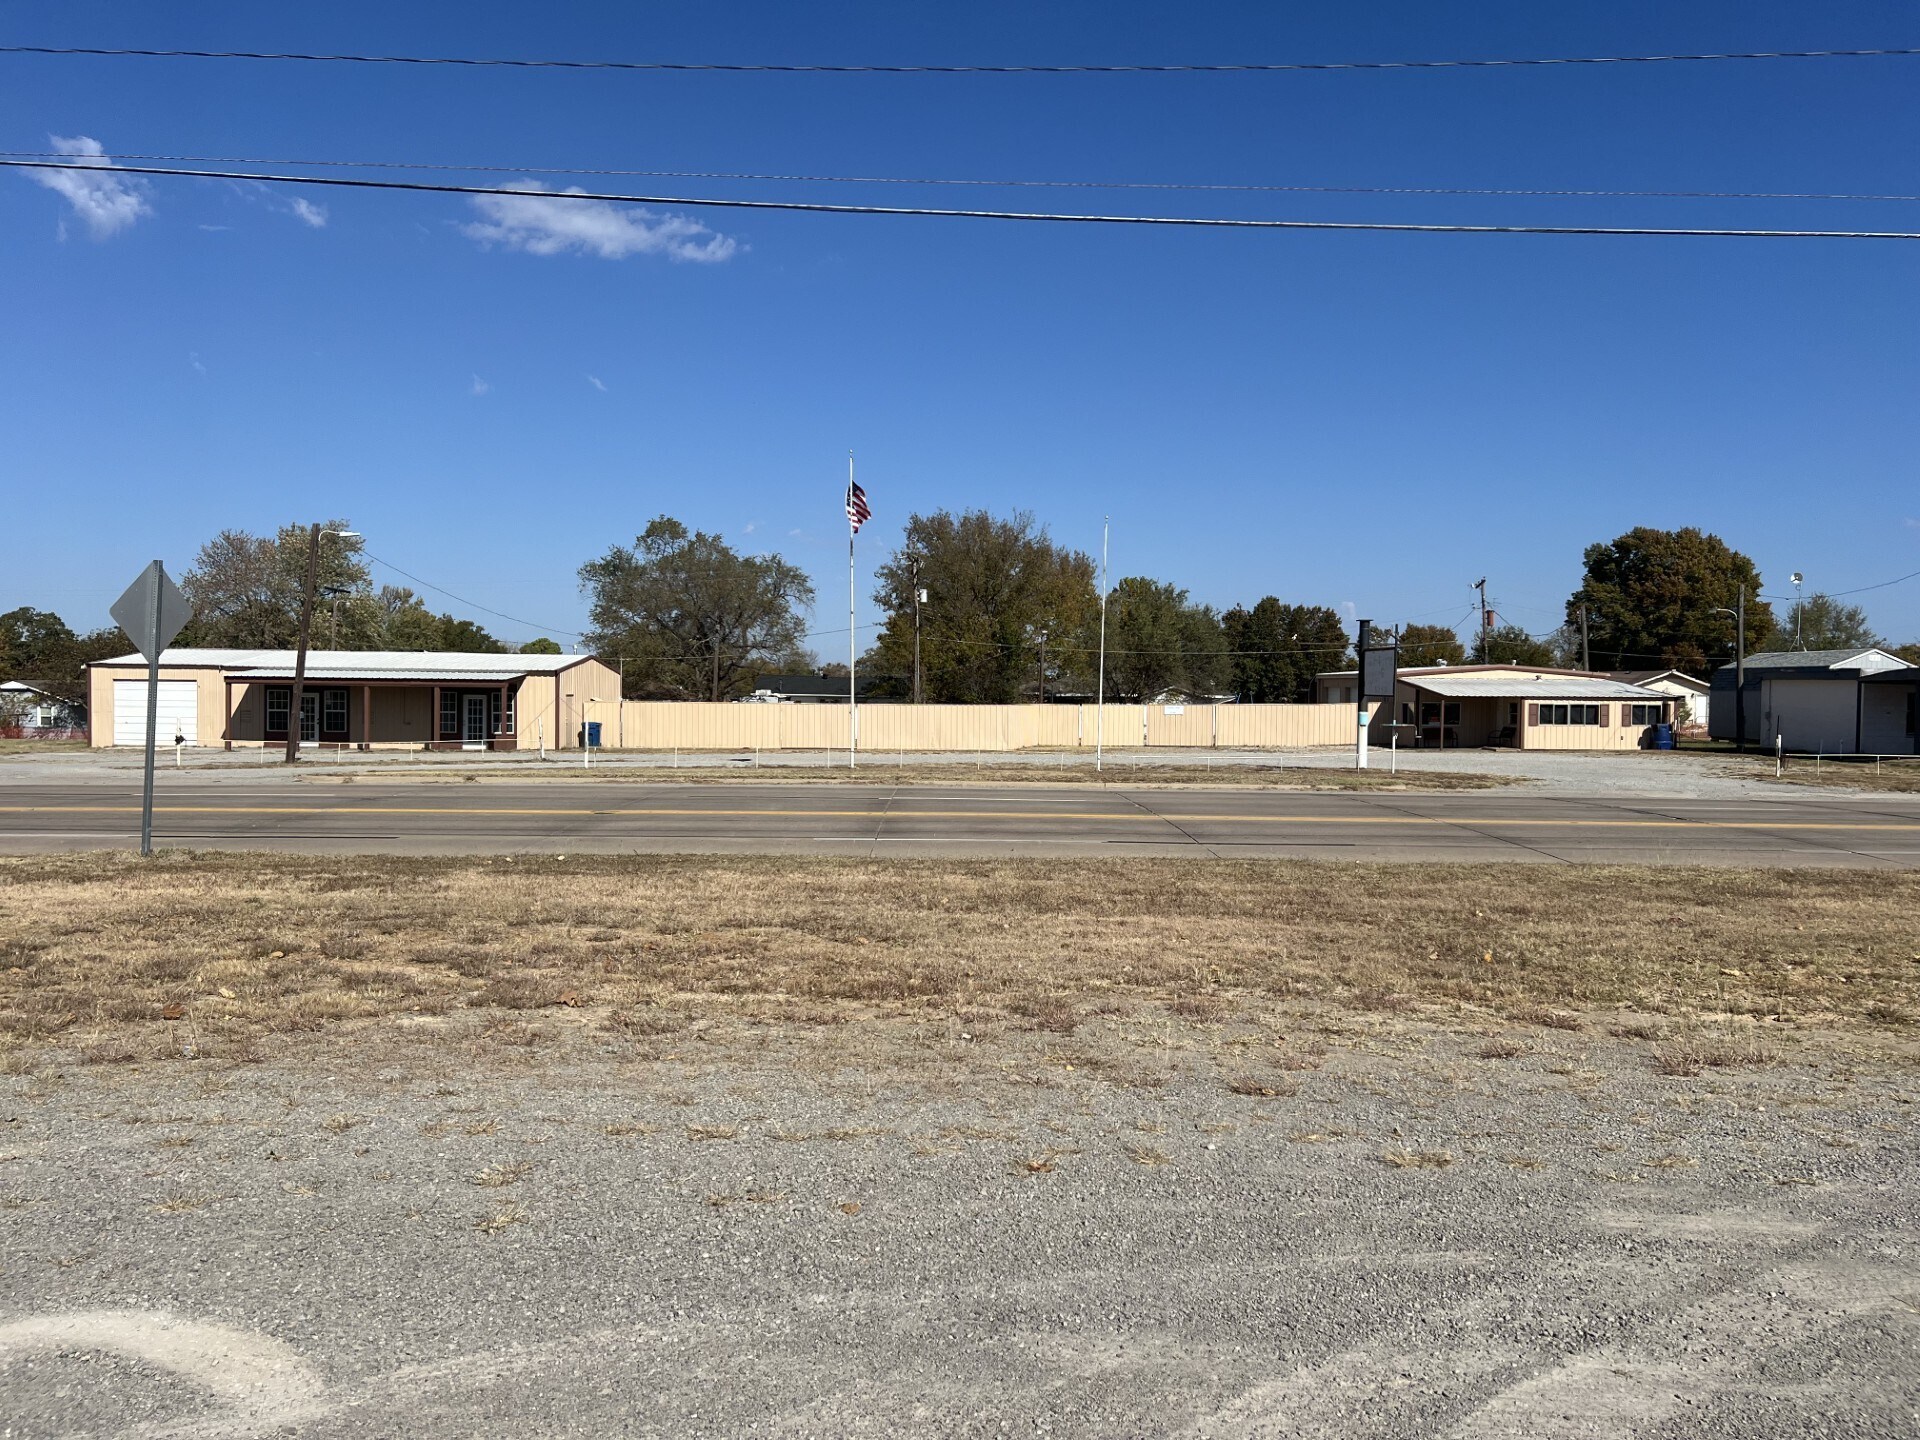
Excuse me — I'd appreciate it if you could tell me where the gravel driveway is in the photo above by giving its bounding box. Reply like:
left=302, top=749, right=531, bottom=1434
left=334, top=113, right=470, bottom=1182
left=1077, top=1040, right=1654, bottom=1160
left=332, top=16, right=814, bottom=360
left=4, top=1015, right=1914, bottom=1438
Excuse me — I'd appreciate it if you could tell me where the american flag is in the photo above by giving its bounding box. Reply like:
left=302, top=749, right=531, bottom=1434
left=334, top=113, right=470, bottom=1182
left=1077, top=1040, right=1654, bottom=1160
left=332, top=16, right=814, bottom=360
left=845, top=479, right=871, bottom=534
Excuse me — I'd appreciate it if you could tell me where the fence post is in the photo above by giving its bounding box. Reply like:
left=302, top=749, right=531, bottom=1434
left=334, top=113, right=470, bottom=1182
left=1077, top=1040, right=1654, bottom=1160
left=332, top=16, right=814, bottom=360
left=1776, top=733, right=1783, bottom=778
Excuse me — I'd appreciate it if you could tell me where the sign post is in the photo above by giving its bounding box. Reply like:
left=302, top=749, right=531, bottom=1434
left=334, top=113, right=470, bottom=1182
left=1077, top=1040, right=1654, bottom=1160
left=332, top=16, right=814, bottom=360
left=1355, top=619, right=1399, bottom=772
left=109, top=561, right=193, bottom=857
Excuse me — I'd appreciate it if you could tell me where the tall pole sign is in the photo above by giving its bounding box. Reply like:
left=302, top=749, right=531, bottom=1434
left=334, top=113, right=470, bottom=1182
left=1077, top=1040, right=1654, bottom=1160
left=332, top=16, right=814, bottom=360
left=109, top=561, right=194, bottom=857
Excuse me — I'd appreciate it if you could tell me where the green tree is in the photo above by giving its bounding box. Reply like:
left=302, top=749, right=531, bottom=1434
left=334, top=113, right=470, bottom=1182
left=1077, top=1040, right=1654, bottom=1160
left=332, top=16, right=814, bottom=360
left=0, top=608, right=122, bottom=701
left=179, top=522, right=372, bottom=649
left=519, top=637, right=564, bottom=655
left=869, top=510, right=1097, bottom=703
left=1397, top=623, right=1464, bottom=668
left=1220, top=600, right=1350, bottom=702
left=1470, top=624, right=1560, bottom=667
left=1097, top=577, right=1227, bottom=702
left=1764, top=594, right=1881, bottom=653
left=1892, top=641, right=1920, bottom=666
left=1566, top=527, right=1774, bottom=678
left=580, top=517, right=815, bottom=701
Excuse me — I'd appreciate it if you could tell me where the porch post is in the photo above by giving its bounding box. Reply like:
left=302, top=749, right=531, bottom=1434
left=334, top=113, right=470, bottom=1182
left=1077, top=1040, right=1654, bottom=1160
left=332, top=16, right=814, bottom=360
left=496, top=683, right=506, bottom=751
left=223, top=677, right=234, bottom=751
left=362, top=684, right=372, bottom=752
left=431, top=684, right=441, bottom=752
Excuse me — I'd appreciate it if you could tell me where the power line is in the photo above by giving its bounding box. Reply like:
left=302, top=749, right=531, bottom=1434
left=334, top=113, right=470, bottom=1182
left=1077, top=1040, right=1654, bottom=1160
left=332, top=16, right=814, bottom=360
left=359, top=549, right=586, bottom=640
left=1762, top=566, right=1920, bottom=601
left=11, top=160, right=1920, bottom=239
left=5, top=43, right=1917, bottom=74
left=7, top=149, right=1916, bottom=204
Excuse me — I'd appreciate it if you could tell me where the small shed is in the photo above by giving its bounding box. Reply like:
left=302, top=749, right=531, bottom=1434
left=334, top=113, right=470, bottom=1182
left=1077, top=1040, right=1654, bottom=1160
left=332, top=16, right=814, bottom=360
left=1710, top=649, right=1910, bottom=751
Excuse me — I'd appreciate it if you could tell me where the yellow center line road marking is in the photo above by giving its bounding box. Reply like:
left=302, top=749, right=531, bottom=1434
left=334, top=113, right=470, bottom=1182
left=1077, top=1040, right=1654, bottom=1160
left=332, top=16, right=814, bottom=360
left=2, top=804, right=1918, bottom=833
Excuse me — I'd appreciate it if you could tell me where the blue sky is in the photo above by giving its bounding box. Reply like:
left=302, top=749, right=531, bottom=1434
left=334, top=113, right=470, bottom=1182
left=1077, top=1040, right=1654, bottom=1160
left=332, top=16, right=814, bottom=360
left=6, top=2, right=1919, bottom=655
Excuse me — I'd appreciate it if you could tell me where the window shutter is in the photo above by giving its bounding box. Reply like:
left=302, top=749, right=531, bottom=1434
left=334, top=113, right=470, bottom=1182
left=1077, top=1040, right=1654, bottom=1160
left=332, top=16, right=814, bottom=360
left=1527, top=703, right=1540, bottom=726
left=1601, top=704, right=1612, bottom=726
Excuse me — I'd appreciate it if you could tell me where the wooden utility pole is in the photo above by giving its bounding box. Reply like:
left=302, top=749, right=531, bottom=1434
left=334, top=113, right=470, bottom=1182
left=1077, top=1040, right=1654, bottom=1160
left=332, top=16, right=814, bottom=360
left=1037, top=629, right=1048, bottom=704
left=285, top=522, right=321, bottom=763
left=1474, top=578, right=1490, bottom=661
left=1579, top=605, right=1590, bottom=671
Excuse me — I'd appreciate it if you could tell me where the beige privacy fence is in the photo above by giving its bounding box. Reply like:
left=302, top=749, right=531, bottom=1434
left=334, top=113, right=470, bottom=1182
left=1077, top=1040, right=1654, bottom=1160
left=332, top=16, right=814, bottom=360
left=578, top=701, right=1354, bottom=752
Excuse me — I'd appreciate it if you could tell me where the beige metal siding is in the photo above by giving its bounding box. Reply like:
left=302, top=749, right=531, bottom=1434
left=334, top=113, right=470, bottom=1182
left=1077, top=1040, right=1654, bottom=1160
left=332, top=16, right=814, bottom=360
left=1520, top=700, right=1664, bottom=751
left=89, top=665, right=229, bottom=747
left=594, top=701, right=1353, bottom=752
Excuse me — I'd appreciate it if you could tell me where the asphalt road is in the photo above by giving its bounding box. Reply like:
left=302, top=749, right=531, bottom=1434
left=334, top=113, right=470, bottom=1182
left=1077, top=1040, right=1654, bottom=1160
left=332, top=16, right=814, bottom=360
left=4, top=779, right=1920, bottom=865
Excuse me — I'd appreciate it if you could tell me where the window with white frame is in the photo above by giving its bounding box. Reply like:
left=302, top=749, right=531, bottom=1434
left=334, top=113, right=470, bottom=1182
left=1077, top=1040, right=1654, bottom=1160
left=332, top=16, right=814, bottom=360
left=265, top=686, right=290, bottom=734
left=323, top=689, right=348, bottom=733
left=440, top=690, right=459, bottom=738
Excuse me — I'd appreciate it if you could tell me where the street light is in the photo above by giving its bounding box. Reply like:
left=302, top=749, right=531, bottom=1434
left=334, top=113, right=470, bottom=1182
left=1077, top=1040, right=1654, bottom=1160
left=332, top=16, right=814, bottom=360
left=285, top=527, right=362, bottom=763
left=1711, top=594, right=1746, bottom=752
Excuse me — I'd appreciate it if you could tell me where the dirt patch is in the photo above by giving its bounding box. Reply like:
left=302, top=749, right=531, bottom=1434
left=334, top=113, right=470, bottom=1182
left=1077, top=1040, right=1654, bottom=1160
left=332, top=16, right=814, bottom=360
left=3, top=854, right=1918, bottom=1067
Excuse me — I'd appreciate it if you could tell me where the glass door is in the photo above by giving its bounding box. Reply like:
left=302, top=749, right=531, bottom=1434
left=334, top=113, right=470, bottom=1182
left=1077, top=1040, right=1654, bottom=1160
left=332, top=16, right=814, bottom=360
left=299, top=693, right=319, bottom=743
left=462, top=694, right=488, bottom=749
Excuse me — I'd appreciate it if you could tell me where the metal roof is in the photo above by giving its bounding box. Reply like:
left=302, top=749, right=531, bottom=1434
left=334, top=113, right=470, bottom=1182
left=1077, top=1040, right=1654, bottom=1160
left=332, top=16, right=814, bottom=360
left=227, top=667, right=539, bottom=683
left=92, top=648, right=589, bottom=675
left=1609, top=669, right=1711, bottom=691
left=1717, top=648, right=1906, bottom=674
left=1403, top=674, right=1667, bottom=700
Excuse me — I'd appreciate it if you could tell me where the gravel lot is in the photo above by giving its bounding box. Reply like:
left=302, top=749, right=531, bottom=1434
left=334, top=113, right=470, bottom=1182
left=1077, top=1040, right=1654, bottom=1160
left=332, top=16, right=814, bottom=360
left=3, top=1014, right=1915, bottom=1438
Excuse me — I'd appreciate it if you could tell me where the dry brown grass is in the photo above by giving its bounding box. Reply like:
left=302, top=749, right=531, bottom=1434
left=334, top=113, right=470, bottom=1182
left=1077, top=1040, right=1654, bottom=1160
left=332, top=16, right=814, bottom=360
left=1760, top=758, right=1920, bottom=794
left=0, top=738, right=88, bottom=755
left=3, top=854, right=1918, bottom=1064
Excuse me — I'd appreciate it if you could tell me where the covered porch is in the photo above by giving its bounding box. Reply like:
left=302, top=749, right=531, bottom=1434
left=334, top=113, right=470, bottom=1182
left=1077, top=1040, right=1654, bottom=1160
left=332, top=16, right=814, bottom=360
left=222, top=674, right=520, bottom=751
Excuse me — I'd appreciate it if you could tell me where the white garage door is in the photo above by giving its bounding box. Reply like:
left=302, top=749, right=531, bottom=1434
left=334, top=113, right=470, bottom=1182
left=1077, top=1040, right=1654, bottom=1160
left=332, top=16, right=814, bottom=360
left=114, top=680, right=199, bottom=746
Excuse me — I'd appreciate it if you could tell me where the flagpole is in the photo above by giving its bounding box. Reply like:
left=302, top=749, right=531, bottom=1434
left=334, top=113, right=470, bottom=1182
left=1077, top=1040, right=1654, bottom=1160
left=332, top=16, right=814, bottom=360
left=848, top=451, right=857, bottom=770
left=1095, top=516, right=1109, bottom=773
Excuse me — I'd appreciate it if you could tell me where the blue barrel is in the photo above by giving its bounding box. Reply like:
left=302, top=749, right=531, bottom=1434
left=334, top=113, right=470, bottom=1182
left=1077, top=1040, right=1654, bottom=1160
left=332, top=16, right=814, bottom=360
left=1651, top=723, right=1675, bottom=750
left=585, top=721, right=603, bottom=749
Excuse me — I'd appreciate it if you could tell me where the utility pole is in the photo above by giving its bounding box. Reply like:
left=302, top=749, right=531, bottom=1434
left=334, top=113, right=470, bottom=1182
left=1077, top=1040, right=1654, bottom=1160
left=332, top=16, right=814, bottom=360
left=1579, top=605, right=1590, bottom=671
left=1735, top=588, right=1746, bottom=751
left=1037, top=629, right=1048, bottom=704
left=285, top=526, right=360, bottom=763
left=1713, top=592, right=1748, bottom=752
left=1474, top=578, right=1491, bottom=662
left=910, top=552, right=924, bottom=705
left=285, top=523, right=322, bottom=763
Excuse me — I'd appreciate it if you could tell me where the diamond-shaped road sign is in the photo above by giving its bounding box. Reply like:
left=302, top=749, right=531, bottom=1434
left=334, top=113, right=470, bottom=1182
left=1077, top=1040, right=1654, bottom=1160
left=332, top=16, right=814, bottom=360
left=110, top=561, right=193, bottom=662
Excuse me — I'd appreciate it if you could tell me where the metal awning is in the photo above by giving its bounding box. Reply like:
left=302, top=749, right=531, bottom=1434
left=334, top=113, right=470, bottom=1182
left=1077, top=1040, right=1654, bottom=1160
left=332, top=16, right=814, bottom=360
left=226, top=669, right=528, bottom=683
left=1403, top=675, right=1667, bottom=700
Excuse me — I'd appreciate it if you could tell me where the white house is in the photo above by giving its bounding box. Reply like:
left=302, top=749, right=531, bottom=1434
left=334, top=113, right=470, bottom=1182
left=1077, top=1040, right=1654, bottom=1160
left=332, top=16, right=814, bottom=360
left=1710, top=648, right=1912, bottom=752
left=0, top=681, right=85, bottom=734
left=1608, top=670, right=1712, bottom=730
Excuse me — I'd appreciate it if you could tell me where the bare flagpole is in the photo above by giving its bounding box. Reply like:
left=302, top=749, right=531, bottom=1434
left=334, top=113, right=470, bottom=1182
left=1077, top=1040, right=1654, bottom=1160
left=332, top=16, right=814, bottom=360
left=1095, top=516, right=1109, bottom=772
left=848, top=451, right=857, bottom=770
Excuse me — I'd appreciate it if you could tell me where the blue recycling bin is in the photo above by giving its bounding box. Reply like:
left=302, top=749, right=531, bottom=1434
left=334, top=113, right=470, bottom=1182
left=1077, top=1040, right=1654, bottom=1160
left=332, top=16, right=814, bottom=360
left=1651, top=723, right=1675, bottom=750
left=583, top=721, right=603, bottom=749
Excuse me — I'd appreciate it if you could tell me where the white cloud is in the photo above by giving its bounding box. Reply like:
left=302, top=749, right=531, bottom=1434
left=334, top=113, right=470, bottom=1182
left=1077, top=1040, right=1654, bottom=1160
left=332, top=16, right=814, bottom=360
left=462, top=182, right=738, bottom=263
left=198, top=224, right=232, bottom=232
left=470, top=375, right=490, bottom=396
left=586, top=374, right=607, bottom=392
left=742, top=522, right=758, bottom=535
left=25, top=135, right=152, bottom=238
left=286, top=196, right=328, bottom=228
left=190, top=352, right=206, bottom=375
